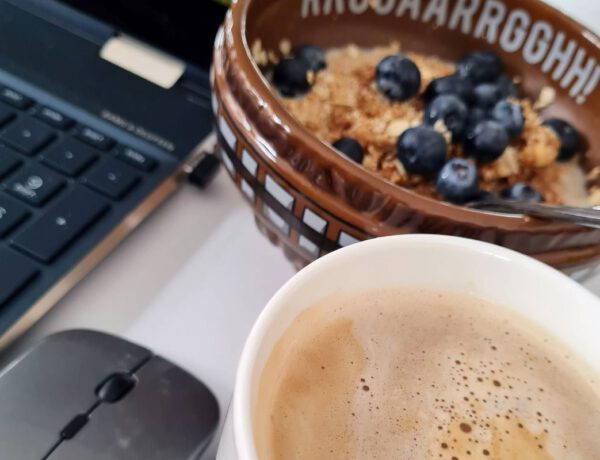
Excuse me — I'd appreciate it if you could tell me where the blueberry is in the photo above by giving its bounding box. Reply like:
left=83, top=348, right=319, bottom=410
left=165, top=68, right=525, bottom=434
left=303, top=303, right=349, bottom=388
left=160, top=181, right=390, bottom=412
left=294, top=44, right=326, bottom=72
left=424, top=75, right=473, bottom=103
left=376, top=54, right=421, bottom=101
left=273, top=57, right=313, bottom=97
left=463, top=120, right=509, bottom=163
left=496, top=74, right=519, bottom=98
left=457, top=51, right=503, bottom=84
left=436, top=158, right=479, bottom=204
left=466, top=106, right=488, bottom=132
left=542, top=118, right=582, bottom=161
left=501, top=183, right=544, bottom=202
left=472, top=83, right=503, bottom=109
left=490, top=100, right=524, bottom=139
left=424, top=95, right=468, bottom=141
left=332, top=137, right=364, bottom=163
left=396, top=126, right=447, bottom=175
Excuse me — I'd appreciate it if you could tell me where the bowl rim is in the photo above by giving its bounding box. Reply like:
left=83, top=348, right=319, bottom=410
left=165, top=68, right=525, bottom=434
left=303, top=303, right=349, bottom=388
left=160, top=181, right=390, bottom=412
left=226, top=0, right=600, bottom=232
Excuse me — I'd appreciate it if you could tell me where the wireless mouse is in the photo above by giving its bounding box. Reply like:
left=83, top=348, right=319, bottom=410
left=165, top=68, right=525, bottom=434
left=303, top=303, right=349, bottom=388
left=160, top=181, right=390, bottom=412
left=0, top=329, right=220, bottom=459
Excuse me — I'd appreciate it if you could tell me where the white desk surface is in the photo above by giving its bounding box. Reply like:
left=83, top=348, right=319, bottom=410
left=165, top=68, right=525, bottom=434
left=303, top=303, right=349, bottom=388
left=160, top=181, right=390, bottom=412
left=0, top=1, right=599, bottom=458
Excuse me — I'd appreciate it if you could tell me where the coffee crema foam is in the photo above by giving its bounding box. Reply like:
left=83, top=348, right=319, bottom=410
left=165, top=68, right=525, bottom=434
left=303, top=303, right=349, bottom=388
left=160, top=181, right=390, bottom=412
left=253, top=289, right=600, bottom=459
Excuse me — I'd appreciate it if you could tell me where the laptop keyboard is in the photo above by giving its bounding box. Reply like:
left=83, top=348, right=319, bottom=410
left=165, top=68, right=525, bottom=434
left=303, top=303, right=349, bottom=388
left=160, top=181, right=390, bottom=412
left=0, top=84, right=167, bottom=319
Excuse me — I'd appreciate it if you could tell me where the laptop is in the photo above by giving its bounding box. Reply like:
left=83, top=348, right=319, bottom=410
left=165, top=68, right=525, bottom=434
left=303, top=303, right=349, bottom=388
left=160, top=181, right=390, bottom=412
left=0, top=0, right=227, bottom=347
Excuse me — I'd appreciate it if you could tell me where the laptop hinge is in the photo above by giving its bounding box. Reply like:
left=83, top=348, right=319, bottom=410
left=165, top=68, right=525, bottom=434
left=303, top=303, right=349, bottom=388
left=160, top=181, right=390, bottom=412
left=100, top=35, right=186, bottom=89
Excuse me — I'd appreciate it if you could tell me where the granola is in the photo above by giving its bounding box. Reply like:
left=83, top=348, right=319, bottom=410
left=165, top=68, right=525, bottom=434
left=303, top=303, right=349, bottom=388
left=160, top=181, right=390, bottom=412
left=269, top=43, right=592, bottom=206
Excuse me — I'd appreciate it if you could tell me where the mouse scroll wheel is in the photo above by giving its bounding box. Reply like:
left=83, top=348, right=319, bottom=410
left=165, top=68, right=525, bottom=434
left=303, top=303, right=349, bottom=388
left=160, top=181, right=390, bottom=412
left=95, top=372, right=137, bottom=403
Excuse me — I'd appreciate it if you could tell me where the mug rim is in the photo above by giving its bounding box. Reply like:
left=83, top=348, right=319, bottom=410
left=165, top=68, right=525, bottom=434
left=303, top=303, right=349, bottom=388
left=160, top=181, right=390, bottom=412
left=231, top=234, right=600, bottom=459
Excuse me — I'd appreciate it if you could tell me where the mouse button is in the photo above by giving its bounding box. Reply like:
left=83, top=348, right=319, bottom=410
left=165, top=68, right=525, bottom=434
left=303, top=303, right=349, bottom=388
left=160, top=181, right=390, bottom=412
left=0, top=333, right=106, bottom=458
left=0, top=422, right=58, bottom=459
left=96, top=372, right=137, bottom=403
left=49, top=330, right=153, bottom=372
left=35, top=329, right=151, bottom=401
left=0, top=330, right=152, bottom=457
left=51, top=357, right=220, bottom=460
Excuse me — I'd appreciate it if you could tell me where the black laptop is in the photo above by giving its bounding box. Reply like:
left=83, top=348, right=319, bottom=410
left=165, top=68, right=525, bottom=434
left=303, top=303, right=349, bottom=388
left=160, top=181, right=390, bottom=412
left=0, top=0, right=227, bottom=346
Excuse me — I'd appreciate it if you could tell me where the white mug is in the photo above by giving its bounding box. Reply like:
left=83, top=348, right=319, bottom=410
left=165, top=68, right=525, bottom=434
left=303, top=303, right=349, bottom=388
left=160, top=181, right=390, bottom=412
left=216, top=235, right=600, bottom=459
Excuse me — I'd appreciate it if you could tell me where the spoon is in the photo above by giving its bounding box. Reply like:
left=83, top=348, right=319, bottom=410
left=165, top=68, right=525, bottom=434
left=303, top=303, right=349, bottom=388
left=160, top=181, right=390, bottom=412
left=468, top=196, right=600, bottom=229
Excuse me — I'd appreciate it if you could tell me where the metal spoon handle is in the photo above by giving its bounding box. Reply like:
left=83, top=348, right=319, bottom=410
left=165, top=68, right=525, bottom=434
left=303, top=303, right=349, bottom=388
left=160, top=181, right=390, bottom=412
left=470, top=199, right=600, bottom=228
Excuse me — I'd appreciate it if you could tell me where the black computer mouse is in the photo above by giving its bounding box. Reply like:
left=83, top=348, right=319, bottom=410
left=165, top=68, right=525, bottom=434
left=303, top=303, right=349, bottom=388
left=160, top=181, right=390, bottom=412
left=0, top=329, right=219, bottom=459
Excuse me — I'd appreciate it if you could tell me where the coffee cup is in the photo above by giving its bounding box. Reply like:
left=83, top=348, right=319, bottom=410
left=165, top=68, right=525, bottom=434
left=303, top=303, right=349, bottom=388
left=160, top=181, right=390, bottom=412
left=217, top=235, right=600, bottom=459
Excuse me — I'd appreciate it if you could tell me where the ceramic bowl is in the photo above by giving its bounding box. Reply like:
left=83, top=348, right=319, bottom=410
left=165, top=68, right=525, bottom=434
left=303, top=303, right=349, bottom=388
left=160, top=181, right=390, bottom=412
left=211, top=0, right=600, bottom=271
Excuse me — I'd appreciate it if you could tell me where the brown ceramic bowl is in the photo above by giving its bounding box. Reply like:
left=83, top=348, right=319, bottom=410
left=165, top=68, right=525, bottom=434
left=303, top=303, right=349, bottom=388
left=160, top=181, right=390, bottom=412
left=211, top=0, right=600, bottom=272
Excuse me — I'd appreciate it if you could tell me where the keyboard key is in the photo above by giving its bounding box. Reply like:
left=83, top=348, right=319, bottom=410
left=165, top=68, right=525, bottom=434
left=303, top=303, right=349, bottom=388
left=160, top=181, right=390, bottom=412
left=0, top=249, right=38, bottom=306
left=116, top=147, right=156, bottom=172
left=84, top=158, right=140, bottom=200
left=12, top=186, right=109, bottom=263
left=0, top=87, right=33, bottom=109
left=42, top=138, right=97, bottom=177
left=6, top=164, right=65, bottom=206
left=75, top=126, right=114, bottom=151
left=35, top=106, right=73, bottom=130
left=0, top=115, right=55, bottom=155
left=0, top=195, right=29, bottom=237
left=0, top=145, right=22, bottom=179
left=0, top=102, right=14, bottom=126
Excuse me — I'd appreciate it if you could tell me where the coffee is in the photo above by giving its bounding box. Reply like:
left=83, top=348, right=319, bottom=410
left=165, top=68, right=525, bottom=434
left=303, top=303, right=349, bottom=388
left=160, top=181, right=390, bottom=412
left=254, top=289, right=600, bottom=459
